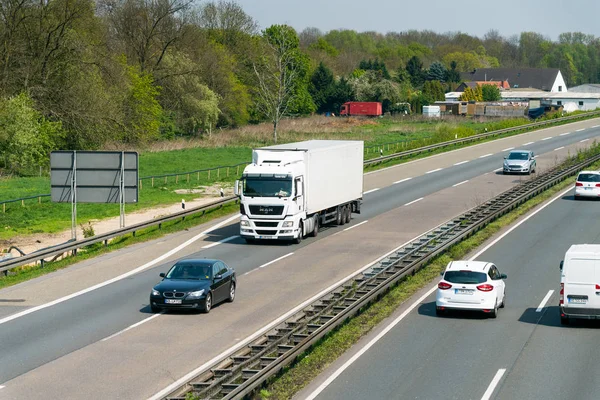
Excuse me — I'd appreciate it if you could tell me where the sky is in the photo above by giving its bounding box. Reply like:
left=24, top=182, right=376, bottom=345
left=235, top=0, right=600, bottom=40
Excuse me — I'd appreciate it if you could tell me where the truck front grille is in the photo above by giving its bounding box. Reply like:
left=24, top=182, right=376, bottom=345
left=254, top=221, right=279, bottom=227
left=249, top=205, right=284, bottom=215
left=256, top=230, right=278, bottom=235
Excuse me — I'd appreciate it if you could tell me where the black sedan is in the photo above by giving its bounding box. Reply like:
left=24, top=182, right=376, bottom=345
left=150, top=259, right=236, bottom=313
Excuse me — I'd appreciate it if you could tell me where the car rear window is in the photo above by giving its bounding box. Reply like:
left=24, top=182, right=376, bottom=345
left=577, top=173, right=600, bottom=183
left=444, top=271, right=487, bottom=284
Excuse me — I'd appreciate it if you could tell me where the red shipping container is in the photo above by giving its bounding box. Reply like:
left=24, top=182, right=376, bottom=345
left=340, top=102, right=382, bottom=117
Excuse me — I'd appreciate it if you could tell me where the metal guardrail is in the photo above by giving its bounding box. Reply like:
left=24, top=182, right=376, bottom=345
left=160, top=151, right=600, bottom=400
left=364, top=110, right=600, bottom=166
left=2, top=110, right=600, bottom=211
left=0, top=196, right=238, bottom=274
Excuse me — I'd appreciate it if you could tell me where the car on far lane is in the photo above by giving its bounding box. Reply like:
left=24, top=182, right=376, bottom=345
left=436, top=260, right=507, bottom=318
left=503, top=149, right=536, bottom=175
left=574, top=170, right=600, bottom=199
left=150, top=259, right=236, bottom=313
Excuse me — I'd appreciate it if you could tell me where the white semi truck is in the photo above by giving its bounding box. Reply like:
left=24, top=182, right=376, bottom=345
left=234, top=140, right=364, bottom=244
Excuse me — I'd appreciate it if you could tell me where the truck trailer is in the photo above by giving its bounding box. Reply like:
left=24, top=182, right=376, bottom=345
left=340, top=102, right=382, bottom=117
left=234, top=140, right=364, bottom=243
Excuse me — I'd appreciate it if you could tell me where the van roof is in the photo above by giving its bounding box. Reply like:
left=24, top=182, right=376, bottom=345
left=566, top=244, right=600, bottom=257
left=446, top=260, right=492, bottom=272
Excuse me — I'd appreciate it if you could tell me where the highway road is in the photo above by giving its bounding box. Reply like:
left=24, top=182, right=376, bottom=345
left=301, top=180, right=600, bottom=400
left=0, top=119, right=599, bottom=399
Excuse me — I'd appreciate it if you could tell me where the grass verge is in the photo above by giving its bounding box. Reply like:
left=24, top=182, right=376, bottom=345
left=0, top=202, right=239, bottom=290
left=253, top=159, right=599, bottom=400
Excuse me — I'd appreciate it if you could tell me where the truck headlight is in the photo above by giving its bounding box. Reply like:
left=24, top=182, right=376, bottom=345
left=187, top=289, right=205, bottom=299
left=282, top=221, right=293, bottom=227
left=151, top=289, right=160, bottom=296
left=240, top=220, right=250, bottom=227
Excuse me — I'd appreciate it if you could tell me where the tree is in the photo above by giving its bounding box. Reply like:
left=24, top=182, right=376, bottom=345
left=427, top=61, right=447, bottom=82
left=309, top=62, right=335, bottom=113
left=0, top=93, right=64, bottom=174
left=253, top=24, right=311, bottom=143
left=446, top=61, right=461, bottom=84
left=199, top=0, right=258, bottom=48
left=422, top=80, right=445, bottom=103
left=406, top=55, right=425, bottom=87
left=459, top=85, right=483, bottom=102
left=481, top=84, right=501, bottom=101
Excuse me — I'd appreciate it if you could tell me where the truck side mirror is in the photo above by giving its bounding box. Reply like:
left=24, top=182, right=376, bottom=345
left=560, top=260, right=564, bottom=271
left=234, top=180, right=241, bottom=197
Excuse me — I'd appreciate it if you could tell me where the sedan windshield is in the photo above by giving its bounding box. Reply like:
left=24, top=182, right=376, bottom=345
left=507, top=152, right=529, bottom=160
left=577, top=173, right=600, bottom=183
left=243, top=178, right=293, bottom=197
left=166, top=263, right=212, bottom=280
left=444, top=271, right=487, bottom=284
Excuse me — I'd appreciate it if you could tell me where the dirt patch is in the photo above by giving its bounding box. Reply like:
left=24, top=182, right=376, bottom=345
left=2, top=194, right=229, bottom=257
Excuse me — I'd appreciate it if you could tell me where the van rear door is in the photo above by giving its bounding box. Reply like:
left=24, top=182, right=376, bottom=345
left=564, top=257, right=600, bottom=309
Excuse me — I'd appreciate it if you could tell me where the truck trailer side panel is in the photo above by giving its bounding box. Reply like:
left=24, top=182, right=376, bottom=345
left=305, top=141, right=363, bottom=214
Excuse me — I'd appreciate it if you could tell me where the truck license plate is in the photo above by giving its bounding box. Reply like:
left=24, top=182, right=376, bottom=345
left=259, top=236, right=276, bottom=239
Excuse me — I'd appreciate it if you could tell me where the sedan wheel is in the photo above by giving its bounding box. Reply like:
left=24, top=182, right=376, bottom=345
left=151, top=304, right=160, bottom=313
left=227, top=283, right=236, bottom=303
left=202, top=292, right=212, bottom=313
left=490, top=302, right=499, bottom=318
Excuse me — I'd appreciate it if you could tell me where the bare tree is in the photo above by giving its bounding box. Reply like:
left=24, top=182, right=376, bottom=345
left=253, top=26, right=300, bottom=144
left=199, top=0, right=257, bottom=47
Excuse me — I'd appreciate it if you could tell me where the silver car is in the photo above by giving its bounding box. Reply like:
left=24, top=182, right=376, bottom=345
left=503, top=150, right=536, bottom=175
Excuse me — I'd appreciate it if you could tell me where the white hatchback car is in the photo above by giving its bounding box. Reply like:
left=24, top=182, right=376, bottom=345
left=574, top=170, right=600, bottom=199
left=436, top=261, right=507, bottom=318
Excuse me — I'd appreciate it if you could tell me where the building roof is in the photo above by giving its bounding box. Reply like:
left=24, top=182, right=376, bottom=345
left=461, top=68, right=561, bottom=91
left=444, top=90, right=600, bottom=101
left=569, top=84, right=600, bottom=93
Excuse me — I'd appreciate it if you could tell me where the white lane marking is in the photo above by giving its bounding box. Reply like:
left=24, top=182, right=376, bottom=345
left=493, top=167, right=503, bottom=172
left=580, top=139, right=590, bottom=143
left=453, top=180, right=469, bottom=187
left=343, top=221, right=368, bottom=232
left=502, top=147, right=514, bottom=152
left=304, top=285, right=438, bottom=400
left=522, top=141, right=535, bottom=145
left=244, top=253, right=295, bottom=276
left=0, top=213, right=242, bottom=326
left=149, top=229, right=438, bottom=400
left=471, top=185, right=574, bottom=260
left=576, top=128, right=585, bottom=132
left=559, top=132, right=571, bottom=136
left=363, top=188, right=380, bottom=195
left=102, top=313, right=163, bottom=342
left=541, top=137, right=552, bottom=141
left=554, top=147, right=565, bottom=151
left=305, top=185, right=576, bottom=400
left=454, top=160, right=469, bottom=166
left=481, top=369, right=507, bottom=400
left=536, top=290, right=555, bottom=312
left=393, top=177, right=412, bottom=184
left=592, top=125, right=600, bottom=128
left=479, top=153, right=493, bottom=158
left=404, top=197, right=424, bottom=206
left=201, top=235, right=239, bottom=249
left=0, top=385, right=5, bottom=389
left=426, top=168, right=443, bottom=174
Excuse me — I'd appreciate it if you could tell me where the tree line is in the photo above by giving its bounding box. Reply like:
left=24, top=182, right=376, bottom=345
left=0, top=0, right=599, bottom=174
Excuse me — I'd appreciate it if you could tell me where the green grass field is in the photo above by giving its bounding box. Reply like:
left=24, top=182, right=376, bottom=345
left=0, top=112, right=595, bottom=241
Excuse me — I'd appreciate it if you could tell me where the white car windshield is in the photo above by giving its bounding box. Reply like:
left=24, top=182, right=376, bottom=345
left=507, top=152, right=529, bottom=160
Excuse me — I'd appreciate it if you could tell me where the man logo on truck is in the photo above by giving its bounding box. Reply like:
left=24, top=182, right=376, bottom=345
left=259, top=207, right=274, bottom=213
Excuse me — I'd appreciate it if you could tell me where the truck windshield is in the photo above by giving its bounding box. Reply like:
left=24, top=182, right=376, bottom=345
left=243, top=178, right=293, bottom=198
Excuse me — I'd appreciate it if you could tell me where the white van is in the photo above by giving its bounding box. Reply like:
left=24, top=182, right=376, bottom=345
left=560, top=244, right=600, bottom=325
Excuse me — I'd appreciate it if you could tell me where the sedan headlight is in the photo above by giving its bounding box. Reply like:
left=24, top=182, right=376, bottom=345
left=151, top=289, right=160, bottom=296
left=503, top=161, right=508, bottom=167
left=282, top=221, right=294, bottom=227
left=240, top=220, right=250, bottom=227
left=187, top=289, right=205, bottom=299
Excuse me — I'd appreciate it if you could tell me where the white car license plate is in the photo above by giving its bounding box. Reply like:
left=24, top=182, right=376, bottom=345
left=568, top=298, right=587, bottom=304
left=165, top=299, right=182, bottom=304
left=585, top=187, right=593, bottom=190
left=455, top=289, right=473, bottom=295
left=259, top=235, right=276, bottom=239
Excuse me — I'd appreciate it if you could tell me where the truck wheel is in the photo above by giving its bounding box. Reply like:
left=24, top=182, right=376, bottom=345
left=345, top=206, right=351, bottom=224
left=244, top=238, right=255, bottom=244
left=340, top=206, right=347, bottom=226
left=294, top=222, right=303, bottom=244
left=311, top=217, right=319, bottom=237
left=336, top=207, right=343, bottom=225
left=560, top=315, right=569, bottom=325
